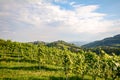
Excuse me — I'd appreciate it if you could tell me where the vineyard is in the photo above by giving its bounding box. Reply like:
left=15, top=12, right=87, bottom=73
left=0, top=39, right=120, bottom=80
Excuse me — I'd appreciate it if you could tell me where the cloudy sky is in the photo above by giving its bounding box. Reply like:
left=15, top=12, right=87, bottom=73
left=0, top=0, right=120, bottom=42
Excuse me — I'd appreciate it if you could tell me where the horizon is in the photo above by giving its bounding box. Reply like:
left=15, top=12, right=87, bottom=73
left=1, top=34, right=119, bottom=44
left=0, top=0, right=120, bottom=42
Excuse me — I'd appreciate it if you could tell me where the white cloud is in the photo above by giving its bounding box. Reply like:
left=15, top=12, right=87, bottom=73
left=0, top=0, right=120, bottom=42
left=54, top=0, right=67, bottom=3
left=17, top=2, right=107, bottom=33
left=69, top=2, right=76, bottom=6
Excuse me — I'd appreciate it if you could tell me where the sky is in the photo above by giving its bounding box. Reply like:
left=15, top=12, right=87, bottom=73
left=0, top=0, right=120, bottom=42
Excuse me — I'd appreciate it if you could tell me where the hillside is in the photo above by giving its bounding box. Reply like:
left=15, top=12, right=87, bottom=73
left=30, top=40, right=83, bottom=53
left=0, top=39, right=120, bottom=80
left=82, top=34, right=120, bottom=48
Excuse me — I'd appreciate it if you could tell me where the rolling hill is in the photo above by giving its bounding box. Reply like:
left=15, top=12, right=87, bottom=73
left=82, top=34, right=120, bottom=48
left=31, top=40, right=83, bottom=52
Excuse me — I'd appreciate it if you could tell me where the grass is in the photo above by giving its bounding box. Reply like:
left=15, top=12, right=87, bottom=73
left=0, top=54, right=65, bottom=80
left=0, top=53, right=116, bottom=80
left=0, top=59, right=92, bottom=80
left=0, top=65, right=63, bottom=80
left=0, top=69, right=62, bottom=80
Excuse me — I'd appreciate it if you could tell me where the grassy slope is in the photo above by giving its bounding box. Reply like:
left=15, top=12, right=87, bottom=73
left=0, top=52, right=62, bottom=80
left=1, top=40, right=119, bottom=80
left=0, top=52, right=94, bottom=80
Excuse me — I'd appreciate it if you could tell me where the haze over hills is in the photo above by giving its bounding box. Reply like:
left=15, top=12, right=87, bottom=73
left=70, top=41, right=88, bottom=46
left=82, top=34, right=120, bottom=48
left=30, top=40, right=83, bottom=53
left=30, top=40, right=86, bottom=47
left=30, top=34, right=120, bottom=48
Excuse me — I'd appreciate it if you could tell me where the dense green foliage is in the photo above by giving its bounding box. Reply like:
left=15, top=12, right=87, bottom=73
left=0, top=39, right=120, bottom=80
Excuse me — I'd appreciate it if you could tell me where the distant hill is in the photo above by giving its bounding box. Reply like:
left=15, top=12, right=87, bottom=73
left=82, top=34, right=120, bottom=48
left=70, top=41, right=88, bottom=46
left=31, top=40, right=82, bottom=52
left=46, top=40, right=83, bottom=52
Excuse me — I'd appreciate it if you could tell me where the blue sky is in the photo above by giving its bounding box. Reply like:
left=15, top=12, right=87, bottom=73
left=0, top=0, right=120, bottom=42
left=54, top=0, right=120, bottom=19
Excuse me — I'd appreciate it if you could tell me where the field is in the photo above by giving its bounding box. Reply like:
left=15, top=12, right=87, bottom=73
left=0, top=40, right=120, bottom=80
left=0, top=52, right=93, bottom=80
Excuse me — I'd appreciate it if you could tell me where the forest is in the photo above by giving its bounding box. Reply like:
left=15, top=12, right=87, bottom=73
left=0, top=39, right=120, bottom=80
